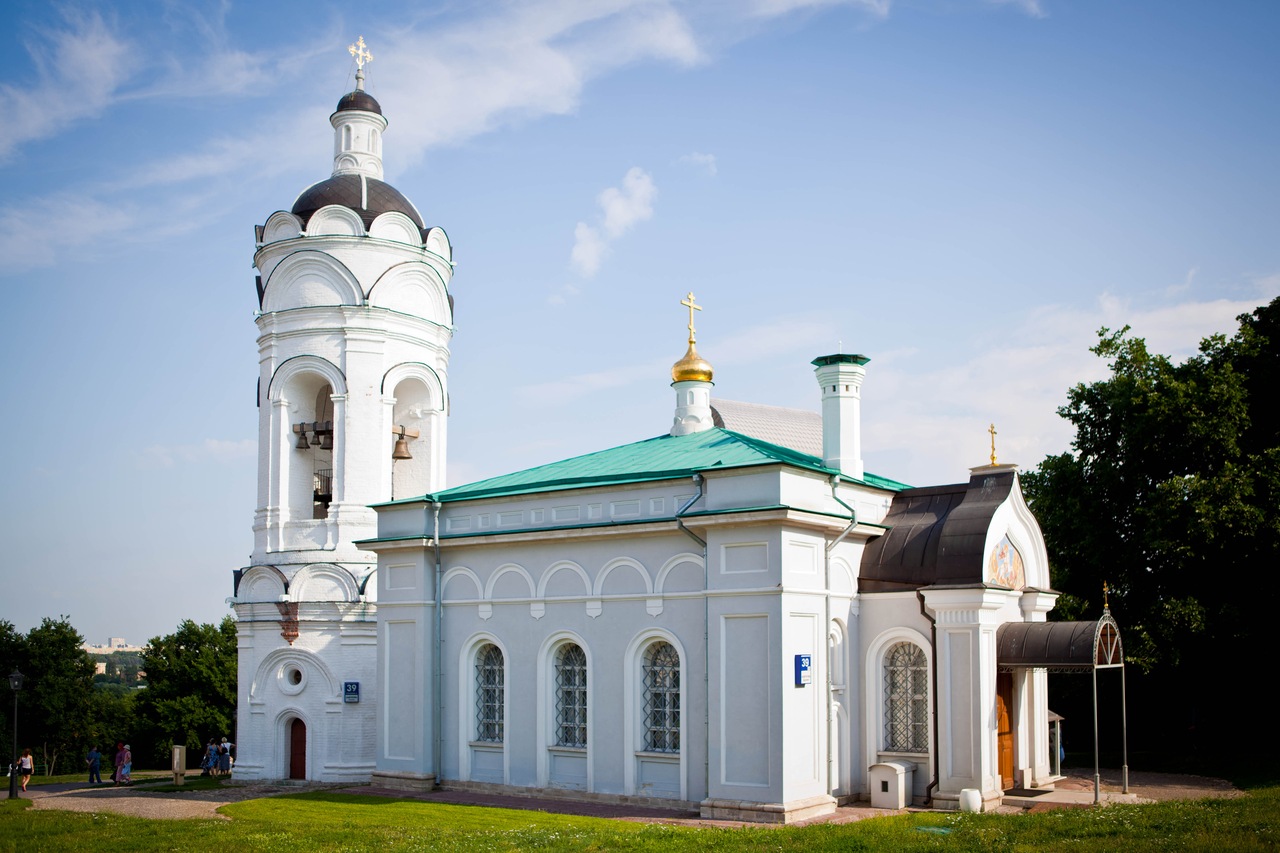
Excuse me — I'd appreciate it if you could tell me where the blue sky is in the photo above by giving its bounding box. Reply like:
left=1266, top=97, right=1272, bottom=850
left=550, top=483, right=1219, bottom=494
left=1, top=0, right=1276, bottom=645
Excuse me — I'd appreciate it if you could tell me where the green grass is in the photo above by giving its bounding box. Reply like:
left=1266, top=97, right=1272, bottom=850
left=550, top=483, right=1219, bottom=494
left=2, top=787, right=1277, bottom=852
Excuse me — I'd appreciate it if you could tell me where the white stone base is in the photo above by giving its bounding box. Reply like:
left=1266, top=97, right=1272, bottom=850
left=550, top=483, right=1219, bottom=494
left=700, top=794, right=836, bottom=824
left=369, top=771, right=437, bottom=792
left=932, top=789, right=1003, bottom=812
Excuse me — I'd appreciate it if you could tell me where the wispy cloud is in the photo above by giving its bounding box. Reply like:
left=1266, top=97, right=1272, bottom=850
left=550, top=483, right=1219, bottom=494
left=377, top=2, right=702, bottom=162
left=678, top=151, right=718, bottom=177
left=0, top=10, right=133, bottom=162
left=986, top=0, right=1048, bottom=19
left=569, top=166, right=657, bottom=278
left=747, top=0, right=891, bottom=20
left=865, top=290, right=1279, bottom=484
left=0, top=194, right=139, bottom=269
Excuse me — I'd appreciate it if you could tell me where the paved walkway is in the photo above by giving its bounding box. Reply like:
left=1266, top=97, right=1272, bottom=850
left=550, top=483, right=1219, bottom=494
left=2, top=768, right=1243, bottom=824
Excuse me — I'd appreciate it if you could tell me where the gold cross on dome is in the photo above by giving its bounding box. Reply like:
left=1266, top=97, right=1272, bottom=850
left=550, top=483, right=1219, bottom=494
left=988, top=423, right=998, bottom=466
left=348, top=36, right=373, bottom=70
left=681, top=292, right=702, bottom=340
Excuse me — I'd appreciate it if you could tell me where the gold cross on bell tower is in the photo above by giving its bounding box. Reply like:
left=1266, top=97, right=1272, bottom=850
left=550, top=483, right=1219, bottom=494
left=681, top=292, right=702, bottom=342
left=348, top=36, right=373, bottom=70
left=988, top=423, right=998, bottom=466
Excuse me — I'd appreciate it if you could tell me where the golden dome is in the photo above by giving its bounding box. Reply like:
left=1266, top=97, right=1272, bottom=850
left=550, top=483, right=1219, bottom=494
left=671, top=340, right=713, bottom=383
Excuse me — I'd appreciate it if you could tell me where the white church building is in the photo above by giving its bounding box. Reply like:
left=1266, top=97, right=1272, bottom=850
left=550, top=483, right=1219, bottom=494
left=230, top=56, right=1069, bottom=822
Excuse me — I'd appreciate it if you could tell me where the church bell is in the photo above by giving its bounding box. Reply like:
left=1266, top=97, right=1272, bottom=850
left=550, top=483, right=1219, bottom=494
left=392, top=425, right=413, bottom=460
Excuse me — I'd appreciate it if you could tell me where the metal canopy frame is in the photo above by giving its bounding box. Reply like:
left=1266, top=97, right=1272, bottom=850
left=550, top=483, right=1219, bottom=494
left=997, top=609, right=1128, bottom=803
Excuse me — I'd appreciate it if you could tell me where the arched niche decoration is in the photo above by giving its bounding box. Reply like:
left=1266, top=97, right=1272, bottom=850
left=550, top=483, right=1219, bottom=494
left=304, top=204, right=367, bottom=237
left=367, top=262, right=451, bottom=323
left=655, top=553, right=704, bottom=595
left=442, top=566, right=483, bottom=601
left=486, top=563, right=535, bottom=601
left=369, top=211, right=424, bottom=246
left=262, top=211, right=303, bottom=245
left=424, top=227, right=452, bottom=264
left=250, top=647, right=340, bottom=703
left=291, top=564, right=361, bottom=602
left=538, top=561, right=591, bottom=599
left=595, top=558, right=653, bottom=597
left=261, top=250, right=364, bottom=312
left=237, top=565, right=288, bottom=602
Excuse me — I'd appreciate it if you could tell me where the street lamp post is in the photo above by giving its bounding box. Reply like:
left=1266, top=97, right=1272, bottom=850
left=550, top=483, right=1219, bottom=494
left=7, top=669, right=23, bottom=800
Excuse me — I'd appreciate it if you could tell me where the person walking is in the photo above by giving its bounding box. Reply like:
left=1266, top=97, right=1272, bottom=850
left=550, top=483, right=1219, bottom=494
left=205, top=738, right=219, bottom=776
left=18, top=749, right=34, bottom=793
left=119, top=744, right=132, bottom=786
left=218, top=738, right=232, bottom=776
left=86, top=744, right=102, bottom=784
left=113, top=743, right=126, bottom=786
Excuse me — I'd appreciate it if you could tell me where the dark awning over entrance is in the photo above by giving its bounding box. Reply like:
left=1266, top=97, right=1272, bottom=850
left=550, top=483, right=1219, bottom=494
left=997, top=611, right=1123, bottom=672
left=998, top=608, right=1129, bottom=803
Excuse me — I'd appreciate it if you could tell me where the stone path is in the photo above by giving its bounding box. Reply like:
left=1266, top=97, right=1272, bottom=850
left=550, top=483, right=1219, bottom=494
left=5, top=768, right=1243, bottom=824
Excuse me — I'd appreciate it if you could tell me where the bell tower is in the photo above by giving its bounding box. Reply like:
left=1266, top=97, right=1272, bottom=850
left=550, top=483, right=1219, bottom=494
left=230, top=39, right=455, bottom=783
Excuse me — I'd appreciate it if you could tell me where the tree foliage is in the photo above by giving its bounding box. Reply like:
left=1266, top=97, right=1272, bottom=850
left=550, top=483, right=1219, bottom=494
left=137, top=617, right=237, bottom=764
left=16, top=617, right=97, bottom=773
left=1023, top=297, right=1279, bottom=753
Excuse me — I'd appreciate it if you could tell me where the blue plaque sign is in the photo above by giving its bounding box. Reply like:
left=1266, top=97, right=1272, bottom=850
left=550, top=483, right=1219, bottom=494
left=343, top=681, right=360, bottom=703
left=794, top=654, right=812, bottom=687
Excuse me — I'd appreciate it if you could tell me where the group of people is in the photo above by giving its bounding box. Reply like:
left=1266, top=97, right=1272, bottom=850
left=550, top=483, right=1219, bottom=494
left=83, top=742, right=132, bottom=786
left=200, top=737, right=234, bottom=777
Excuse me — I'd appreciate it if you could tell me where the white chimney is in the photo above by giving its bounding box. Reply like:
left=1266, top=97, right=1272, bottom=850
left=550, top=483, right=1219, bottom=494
left=812, top=354, right=869, bottom=479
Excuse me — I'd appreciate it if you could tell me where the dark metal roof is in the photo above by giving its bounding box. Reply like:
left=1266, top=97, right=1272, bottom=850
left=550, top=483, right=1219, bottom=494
left=291, top=174, right=424, bottom=230
left=996, top=612, right=1124, bottom=671
left=335, top=90, right=382, bottom=116
left=858, top=469, right=1016, bottom=591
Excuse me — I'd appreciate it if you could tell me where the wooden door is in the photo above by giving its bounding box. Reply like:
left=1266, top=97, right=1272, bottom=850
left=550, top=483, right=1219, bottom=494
left=996, top=673, right=1014, bottom=790
left=289, top=718, right=307, bottom=780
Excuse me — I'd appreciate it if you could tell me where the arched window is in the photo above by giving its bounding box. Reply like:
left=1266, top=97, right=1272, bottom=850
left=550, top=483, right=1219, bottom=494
left=475, top=644, right=504, bottom=743
left=554, top=644, right=587, bottom=748
left=642, top=641, right=680, bottom=753
left=884, top=642, right=928, bottom=752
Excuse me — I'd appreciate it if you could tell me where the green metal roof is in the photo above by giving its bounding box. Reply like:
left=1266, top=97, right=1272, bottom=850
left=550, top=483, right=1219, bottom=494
left=380, top=428, right=909, bottom=506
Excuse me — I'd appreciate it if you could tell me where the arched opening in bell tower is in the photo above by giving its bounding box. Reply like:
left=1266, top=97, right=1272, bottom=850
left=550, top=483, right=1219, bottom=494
left=389, top=376, right=434, bottom=500
left=287, top=376, right=336, bottom=521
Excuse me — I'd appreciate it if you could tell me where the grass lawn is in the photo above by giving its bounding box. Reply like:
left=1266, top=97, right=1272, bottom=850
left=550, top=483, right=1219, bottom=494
left=1, top=786, right=1277, bottom=852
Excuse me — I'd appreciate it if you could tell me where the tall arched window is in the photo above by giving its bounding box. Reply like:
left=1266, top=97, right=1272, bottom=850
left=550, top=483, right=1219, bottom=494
left=642, top=641, right=680, bottom=753
left=884, top=642, right=928, bottom=752
left=475, top=644, right=504, bottom=743
left=555, top=644, right=587, bottom=748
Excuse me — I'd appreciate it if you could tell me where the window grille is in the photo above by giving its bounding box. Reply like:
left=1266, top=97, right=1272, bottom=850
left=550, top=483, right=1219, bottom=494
left=884, top=642, right=928, bottom=752
left=642, top=641, right=680, bottom=752
left=475, top=644, right=504, bottom=743
left=555, top=644, right=588, bottom=748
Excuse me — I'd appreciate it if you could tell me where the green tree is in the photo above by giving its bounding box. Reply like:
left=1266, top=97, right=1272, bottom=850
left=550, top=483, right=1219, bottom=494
left=0, top=620, right=23, bottom=771
left=137, top=617, right=237, bottom=765
left=20, top=617, right=97, bottom=774
left=1023, top=297, right=1279, bottom=758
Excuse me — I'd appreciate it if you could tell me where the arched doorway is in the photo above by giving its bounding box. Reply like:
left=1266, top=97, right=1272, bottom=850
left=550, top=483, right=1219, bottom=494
left=289, top=718, right=307, bottom=780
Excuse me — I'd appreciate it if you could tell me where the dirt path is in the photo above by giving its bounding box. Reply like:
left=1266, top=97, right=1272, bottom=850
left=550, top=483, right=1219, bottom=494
left=23, top=781, right=338, bottom=821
